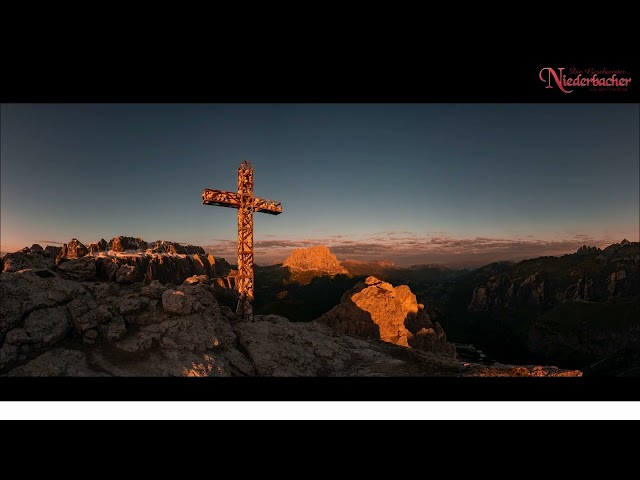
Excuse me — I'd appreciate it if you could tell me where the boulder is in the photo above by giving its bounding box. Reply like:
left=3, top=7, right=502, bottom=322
left=67, top=294, right=99, bottom=322
left=100, top=316, right=127, bottom=341
left=120, top=297, right=149, bottom=316
left=162, top=289, right=202, bottom=315
left=141, top=280, right=166, bottom=299
left=115, top=265, right=139, bottom=283
left=0, top=270, right=86, bottom=345
left=0, top=306, right=71, bottom=370
left=71, top=301, right=113, bottom=333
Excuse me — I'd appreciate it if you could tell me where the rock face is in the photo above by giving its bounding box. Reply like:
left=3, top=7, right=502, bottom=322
left=437, top=240, right=639, bottom=371
left=56, top=238, right=89, bottom=265
left=150, top=240, right=205, bottom=255
left=87, top=239, right=108, bottom=253
left=1, top=266, right=581, bottom=377
left=192, top=253, right=231, bottom=278
left=0, top=267, right=241, bottom=374
left=283, top=246, right=348, bottom=275
left=316, top=276, right=456, bottom=357
left=57, top=257, right=97, bottom=281
left=467, top=241, right=640, bottom=312
left=109, top=236, right=149, bottom=252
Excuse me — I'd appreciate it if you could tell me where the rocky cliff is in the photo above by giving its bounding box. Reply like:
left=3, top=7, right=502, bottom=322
left=440, top=240, right=640, bottom=370
left=316, top=276, right=456, bottom=357
left=0, top=266, right=579, bottom=377
left=467, top=241, right=639, bottom=312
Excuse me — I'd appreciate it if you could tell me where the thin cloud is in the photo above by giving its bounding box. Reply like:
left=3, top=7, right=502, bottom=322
left=199, top=230, right=633, bottom=268
left=37, top=240, right=66, bottom=245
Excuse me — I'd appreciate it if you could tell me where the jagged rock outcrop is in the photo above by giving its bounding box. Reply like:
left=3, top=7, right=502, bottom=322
left=576, top=245, right=601, bottom=256
left=3, top=236, right=233, bottom=288
left=91, top=249, right=229, bottom=286
left=192, top=253, right=231, bottom=278
left=1, top=245, right=57, bottom=273
left=283, top=246, right=348, bottom=275
left=56, top=239, right=88, bottom=265
left=316, top=276, right=455, bottom=357
left=0, top=267, right=241, bottom=373
left=87, top=239, right=108, bottom=253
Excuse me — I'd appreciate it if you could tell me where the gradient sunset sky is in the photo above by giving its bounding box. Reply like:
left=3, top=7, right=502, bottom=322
left=1, top=104, right=638, bottom=267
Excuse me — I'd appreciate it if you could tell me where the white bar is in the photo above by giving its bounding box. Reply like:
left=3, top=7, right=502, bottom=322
left=1, top=402, right=638, bottom=420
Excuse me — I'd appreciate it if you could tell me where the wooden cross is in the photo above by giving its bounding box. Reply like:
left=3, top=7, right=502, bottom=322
left=202, top=160, right=282, bottom=320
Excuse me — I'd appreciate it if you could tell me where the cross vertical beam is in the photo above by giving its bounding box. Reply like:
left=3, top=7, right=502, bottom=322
left=202, top=160, right=282, bottom=321
left=236, top=161, right=254, bottom=319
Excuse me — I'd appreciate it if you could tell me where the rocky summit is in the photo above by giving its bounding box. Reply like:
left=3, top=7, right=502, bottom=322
left=0, top=244, right=581, bottom=377
left=316, top=276, right=456, bottom=357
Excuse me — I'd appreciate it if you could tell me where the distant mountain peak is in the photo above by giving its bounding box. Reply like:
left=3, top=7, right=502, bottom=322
left=342, top=259, right=396, bottom=268
left=575, top=245, right=601, bottom=255
left=621, top=239, right=630, bottom=245
left=282, top=245, right=347, bottom=274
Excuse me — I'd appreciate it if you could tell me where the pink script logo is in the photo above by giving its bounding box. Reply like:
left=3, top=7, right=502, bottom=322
left=539, top=67, right=632, bottom=93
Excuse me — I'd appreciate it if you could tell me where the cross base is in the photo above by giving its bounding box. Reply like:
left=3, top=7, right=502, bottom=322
left=236, top=295, right=253, bottom=321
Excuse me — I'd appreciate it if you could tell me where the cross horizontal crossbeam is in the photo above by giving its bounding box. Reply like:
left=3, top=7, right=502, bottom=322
left=202, top=189, right=282, bottom=215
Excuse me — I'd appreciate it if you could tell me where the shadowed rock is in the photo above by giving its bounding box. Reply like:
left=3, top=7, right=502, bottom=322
left=1, top=245, right=56, bottom=273
left=1, top=252, right=588, bottom=377
left=57, top=257, right=97, bottom=281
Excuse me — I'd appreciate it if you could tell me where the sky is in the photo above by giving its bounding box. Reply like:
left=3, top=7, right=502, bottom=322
left=1, top=104, right=638, bottom=268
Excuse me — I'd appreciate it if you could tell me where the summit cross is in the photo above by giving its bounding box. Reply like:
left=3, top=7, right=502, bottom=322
left=202, top=161, right=282, bottom=320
